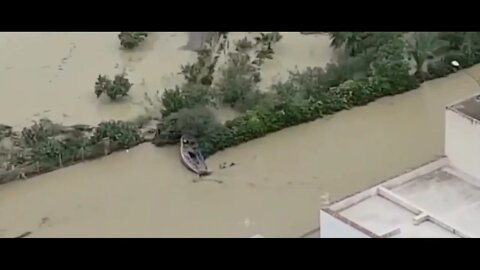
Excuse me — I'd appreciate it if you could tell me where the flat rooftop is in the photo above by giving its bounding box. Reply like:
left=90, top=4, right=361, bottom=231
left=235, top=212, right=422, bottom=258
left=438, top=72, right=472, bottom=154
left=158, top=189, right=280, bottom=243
left=448, top=93, right=480, bottom=121
left=325, top=158, right=480, bottom=238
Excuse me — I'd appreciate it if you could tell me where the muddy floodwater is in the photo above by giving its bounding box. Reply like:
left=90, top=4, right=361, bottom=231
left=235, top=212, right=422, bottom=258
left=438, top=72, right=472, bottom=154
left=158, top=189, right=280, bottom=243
left=0, top=32, right=479, bottom=238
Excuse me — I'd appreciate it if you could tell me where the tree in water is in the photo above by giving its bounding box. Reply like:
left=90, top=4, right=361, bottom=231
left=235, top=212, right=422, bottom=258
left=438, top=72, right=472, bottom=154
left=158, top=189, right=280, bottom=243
left=329, top=32, right=371, bottom=57
left=406, top=32, right=448, bottom=80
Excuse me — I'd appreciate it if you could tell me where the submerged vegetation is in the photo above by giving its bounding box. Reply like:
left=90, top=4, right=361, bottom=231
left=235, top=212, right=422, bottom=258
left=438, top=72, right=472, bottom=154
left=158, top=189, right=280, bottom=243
left=2, top=31, right=480, bottom=184
left=118, top=32, right=148, bottom=49
left=0, top=118, right=145, bottom=184
left=94, top=73, right=133, bottom=101
left=153, top=31, right=480, bottom=157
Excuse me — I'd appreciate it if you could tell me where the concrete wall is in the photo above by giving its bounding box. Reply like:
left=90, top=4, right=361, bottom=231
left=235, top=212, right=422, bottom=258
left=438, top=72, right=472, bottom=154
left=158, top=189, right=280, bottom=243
left=320, top=210, right=370, bottom=238
left=445, top=109, right=480, bottom=180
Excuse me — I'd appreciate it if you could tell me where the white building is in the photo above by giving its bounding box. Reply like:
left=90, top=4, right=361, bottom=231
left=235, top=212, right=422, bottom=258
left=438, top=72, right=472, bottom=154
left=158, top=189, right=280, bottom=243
left=320, top=93, right=480, bottom=238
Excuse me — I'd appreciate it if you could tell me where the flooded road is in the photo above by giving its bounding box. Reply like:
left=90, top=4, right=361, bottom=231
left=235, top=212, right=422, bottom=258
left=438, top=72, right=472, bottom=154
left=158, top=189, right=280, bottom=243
left=0, top=32, right=479, bottom=237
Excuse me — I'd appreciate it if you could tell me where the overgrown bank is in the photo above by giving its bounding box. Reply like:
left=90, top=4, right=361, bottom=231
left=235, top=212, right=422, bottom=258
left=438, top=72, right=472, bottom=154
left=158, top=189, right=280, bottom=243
left=153, top=32, right=480, bottom=156
left=1, top=32, right=479, bottom=184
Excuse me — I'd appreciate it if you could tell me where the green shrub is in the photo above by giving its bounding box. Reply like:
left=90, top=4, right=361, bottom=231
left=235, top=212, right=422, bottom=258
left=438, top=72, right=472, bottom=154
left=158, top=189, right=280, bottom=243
left=254, top=32, right=283, bottom=45
left=90, top=121, right=141, bottom=149
left=439, top=32, right=466, bottom=50
left=188, top=70, right=417, bottom=157
left=0, top=124, right=12, bottom=140
left=153, top=106, right=225, bottom=152
left=95, top=73, right=133, bottom=101
left=161, top=83, right=213, bottom=117
left=215, top=52, right=261, bottom=110
left=31, top=138, right=67, bottom=169
left=118, top=32, right=148, bottom=49
left=426, top=58, right=456, bottom=79
left=235, top=37, right=254, bottom=52
left=31, top=135, right=90, bottom=169
left=371, top=38, right=420, bottom=91
left=21, top=119, right=60, bottom=147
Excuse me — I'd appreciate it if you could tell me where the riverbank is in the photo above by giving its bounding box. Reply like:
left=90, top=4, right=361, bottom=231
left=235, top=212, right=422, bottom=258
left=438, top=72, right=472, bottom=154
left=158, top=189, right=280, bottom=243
left=3, top=32, right=476, bottom=184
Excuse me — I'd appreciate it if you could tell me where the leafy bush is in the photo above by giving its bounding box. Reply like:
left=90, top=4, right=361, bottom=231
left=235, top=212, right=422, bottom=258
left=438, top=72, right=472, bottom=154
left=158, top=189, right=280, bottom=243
left=179, top=36, right=226, bottom=86
left=329, top=32, right=372, bottom=56
left=329, top=32, right=405, bottom=57
left=118, top=32, right=148, bottom=49
left=426, top=58, right=456, bottom=80
left=31, top=135, right=90, bottom=169
left=273, top=59, right=365, bottom=102
left=161, top=83, right=213, bottom=117
left=405, top=32, right=448, bottom=79
left=0, top=124, right=12, bottom=140
left=215, top=52, right=261, bottom=110
left=254, top=32, right=283, bottom=45
left=439, top=32, right=466, bottom=50
left=32, top=138, right=67, bottom=169
left=235, top=37, right=254, bottom=52
left=21, top=119, right=60, bottom=147
left=90, top=121, right=141, bottom=149
left=95, top=73, right=133, bottom=101
left=180, top=61, right=216, bottom=86
left=371, top=38, right=420, bottom=91
left=153, top=106, right=226, bottom=153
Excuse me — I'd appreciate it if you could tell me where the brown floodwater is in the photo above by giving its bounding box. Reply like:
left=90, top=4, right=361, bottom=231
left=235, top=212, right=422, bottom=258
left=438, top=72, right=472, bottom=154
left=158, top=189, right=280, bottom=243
left=0, top=32, right=479, bottom=238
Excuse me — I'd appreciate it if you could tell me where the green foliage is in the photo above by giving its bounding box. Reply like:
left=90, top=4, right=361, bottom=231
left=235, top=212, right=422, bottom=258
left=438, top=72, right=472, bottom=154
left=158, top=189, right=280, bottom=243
left=329, top=32, right=406, bottom=58
left=371, top=38, right=420, bottom=91
left=426, top=58, right=455, bottom=80
left=21, top=119, right=59, bottom=147
left=10, top=31, right=480, bottom=180
left=179, top=36, right=225, bottom=86
left=329, top=32, right=372, bottom=56
left=180, top=61, right=216, bottom=86
left=254, top=32, right=283, bottom=45
left=174, top=32, right=440, bottom=158
left=406, top=32, right=448, bottom=79
left=235, top=37, right=254, bottom=52
left=153, top=106, right=226, bottom=152
left=161, top=83, right=213, bottom=117
left=439, top=32, right=467, bottom=50
left=215, top=53, right=260, bottom=110
left=95, top=73, right=133, bottom=101
left=0, top=124, right=12, bottom=140
left=251, top=32, right=282, bottom=65
left=118, top=32, right=148, bottom=49
left=273, top=57, right=369, bottom=103
left=91, top=121, right=141, bottom=149
left=31, top=136, right=90, bottom=169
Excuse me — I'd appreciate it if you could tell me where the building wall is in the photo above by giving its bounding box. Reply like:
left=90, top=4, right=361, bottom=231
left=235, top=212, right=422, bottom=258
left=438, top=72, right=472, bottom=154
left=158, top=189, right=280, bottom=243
left=445, top=109, right=480, bottom=180
left=320, top=210, right=370, bottom=238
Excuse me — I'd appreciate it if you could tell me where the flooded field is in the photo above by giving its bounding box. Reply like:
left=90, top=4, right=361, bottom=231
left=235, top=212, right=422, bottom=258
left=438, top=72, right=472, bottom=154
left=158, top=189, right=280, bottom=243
left=0, top=32, right=479, bottom=238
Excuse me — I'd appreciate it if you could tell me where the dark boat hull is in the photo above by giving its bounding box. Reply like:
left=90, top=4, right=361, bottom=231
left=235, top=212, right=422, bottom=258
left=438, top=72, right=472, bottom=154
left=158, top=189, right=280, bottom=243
left=180, top=135, right=211, bottom=176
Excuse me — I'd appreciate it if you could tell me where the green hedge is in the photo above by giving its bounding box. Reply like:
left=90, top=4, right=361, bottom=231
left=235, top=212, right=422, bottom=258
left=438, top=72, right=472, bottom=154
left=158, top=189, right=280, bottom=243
left=13, top=120, right=142, bottom=172
left=153, top=33, right=480, bottom=158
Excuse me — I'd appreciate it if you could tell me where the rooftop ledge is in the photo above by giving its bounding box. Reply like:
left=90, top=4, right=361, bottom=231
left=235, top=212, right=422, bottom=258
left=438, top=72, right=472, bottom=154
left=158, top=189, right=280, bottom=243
left=323, top=158, right=480, bottom=238
left=447, top=93, right=480, bottom=122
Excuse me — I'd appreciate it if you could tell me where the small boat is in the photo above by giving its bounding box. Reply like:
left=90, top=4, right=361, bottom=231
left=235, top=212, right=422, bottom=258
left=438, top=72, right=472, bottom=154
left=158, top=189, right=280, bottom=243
left=180, top=135, right=211, bottom=176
